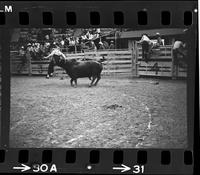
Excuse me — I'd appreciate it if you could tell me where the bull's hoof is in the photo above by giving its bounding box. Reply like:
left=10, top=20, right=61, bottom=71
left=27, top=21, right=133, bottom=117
left=151, top=81, right=159, bottom=85
left=88, top=84, right=92, bottom=87
left=46, top=75, right=49, bottom=79
left=71, top=84, right=77, bottom=88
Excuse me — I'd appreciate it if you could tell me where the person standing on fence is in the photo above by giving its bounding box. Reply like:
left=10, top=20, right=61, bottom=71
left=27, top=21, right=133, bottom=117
left=172, top=40, right=187, bottom=79
left=17, top=46, right=27, bottom=73
left=152, top=32, right=164, bottom=49
left=138, top=34, right=153, bottom=63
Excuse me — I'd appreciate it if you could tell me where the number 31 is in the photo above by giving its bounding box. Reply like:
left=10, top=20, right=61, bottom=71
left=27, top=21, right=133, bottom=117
left=132, top=165, right=144, bottom=174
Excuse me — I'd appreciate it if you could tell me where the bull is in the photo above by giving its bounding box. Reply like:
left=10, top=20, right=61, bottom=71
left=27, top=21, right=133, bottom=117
left=46, top=55, right=105, bottom=87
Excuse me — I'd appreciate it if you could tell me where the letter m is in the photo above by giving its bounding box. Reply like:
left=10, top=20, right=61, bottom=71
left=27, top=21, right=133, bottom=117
left=5, top=5, right=12, bottom=12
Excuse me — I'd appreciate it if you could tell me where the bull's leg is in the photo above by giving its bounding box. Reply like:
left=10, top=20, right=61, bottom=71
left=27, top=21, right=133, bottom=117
left=94, top=75, right=101, bottom=86
left=89, top=76, right=96, bottom=87
left=70, top=78, right=74, bottom=86
left=74, top=79, right=77, bottom=87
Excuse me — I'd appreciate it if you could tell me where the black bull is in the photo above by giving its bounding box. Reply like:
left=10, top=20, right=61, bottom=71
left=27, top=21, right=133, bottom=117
left=46, top=55, right=104, bottom=87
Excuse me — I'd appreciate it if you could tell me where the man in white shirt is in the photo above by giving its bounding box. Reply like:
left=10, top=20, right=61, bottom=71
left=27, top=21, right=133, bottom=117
left=44, top=44, right=67, bottom=60
left=172, top=41, right=186, bottom=64
left=172, top=40, right=187, bottom=79
left=138, top=34, right=153, bottom=62
left=44, top=44, right=67, bottom=78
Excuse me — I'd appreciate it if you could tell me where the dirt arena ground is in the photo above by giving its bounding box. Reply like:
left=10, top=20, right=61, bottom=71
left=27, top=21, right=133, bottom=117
left=10, top=76, right=187, bottom=148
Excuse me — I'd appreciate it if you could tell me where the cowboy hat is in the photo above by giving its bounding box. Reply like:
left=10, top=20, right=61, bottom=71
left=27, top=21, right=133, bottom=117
left=156, top=32, right=161, bottom=36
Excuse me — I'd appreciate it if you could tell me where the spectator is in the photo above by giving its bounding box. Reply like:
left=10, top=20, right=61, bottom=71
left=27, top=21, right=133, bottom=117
left=96, top=28, right=101, bottom=34
left=45, top=34, right=50, bottom=40
left=17, top=46, right=27, bottom=73
left=27, top=43, right=33, bottom=52
left=26, top=43, right=34, bottom=59
left=69, top=37, right=75, bottom=46
left=153, top=32, right=164, bottom=49
left=64, top=38, right=69, bottom=46
left=60, top=39, right=65, bottom=47
left=103, top=40, right=109, bottom=49
left=80, top=41, right=89, bottom=52
left=89, top=41, right=97, bottom=51
left=172, top=40, right=187, bottom=79
left=99, top=41, right=105, bottom=50
left=32, top=44, right=39, bottom=60
left=39, top=43, right=45, bottom=56
left=44, top=42, right=51, bottom=55
left=81, top=34, right=87, bottom=41
left=109, top=40, right=115, bottom=50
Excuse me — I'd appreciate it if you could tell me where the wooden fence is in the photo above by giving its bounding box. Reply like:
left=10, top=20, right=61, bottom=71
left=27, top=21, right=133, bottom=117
left=10, top=50, right=136, bottom=77
left=10, top=46, right=187, bottom=78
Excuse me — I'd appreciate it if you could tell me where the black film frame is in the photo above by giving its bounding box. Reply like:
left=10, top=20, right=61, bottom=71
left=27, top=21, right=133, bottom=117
left=0, top=1, right=198, bottom=174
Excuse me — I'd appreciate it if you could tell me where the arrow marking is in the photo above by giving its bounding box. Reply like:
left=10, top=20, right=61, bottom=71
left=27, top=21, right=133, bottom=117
left=113, top=164, right=131, bottom=173
left=13, top=164, right=31, bottom=172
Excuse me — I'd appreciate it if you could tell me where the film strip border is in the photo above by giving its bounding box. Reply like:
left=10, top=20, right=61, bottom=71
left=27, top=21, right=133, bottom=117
left=0, top=8, right=196, bottom=26
left=0, top=1, right=197, bottom=27
left=0, top=1, right=197, bottom=174
left=0, top=149, right=193, bottom=173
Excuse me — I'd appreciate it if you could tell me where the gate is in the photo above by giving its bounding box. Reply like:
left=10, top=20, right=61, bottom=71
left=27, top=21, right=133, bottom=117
left=135, top=43, right=187, bottom=78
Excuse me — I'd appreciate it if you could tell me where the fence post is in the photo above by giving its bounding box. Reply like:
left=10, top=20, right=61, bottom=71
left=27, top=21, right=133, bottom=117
left=131, top=42, right=138, bottom=77
left=171, top=45, right=176, bottom=79
left=135, top=42, right=138, bottom=77
left=27, top=51, right=32, bottom=76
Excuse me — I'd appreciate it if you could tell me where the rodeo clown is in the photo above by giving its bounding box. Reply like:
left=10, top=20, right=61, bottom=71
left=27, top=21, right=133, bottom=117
left=44, top=42, right=67, bottom=79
